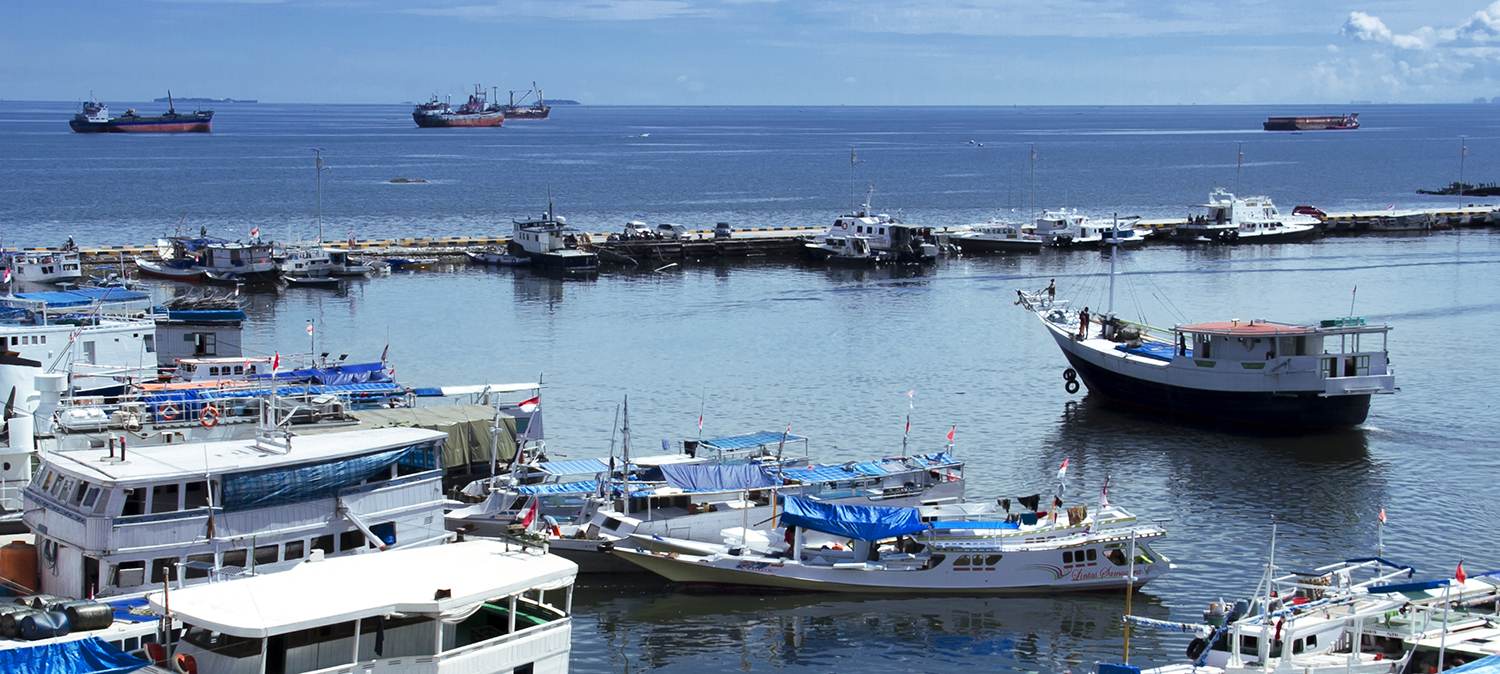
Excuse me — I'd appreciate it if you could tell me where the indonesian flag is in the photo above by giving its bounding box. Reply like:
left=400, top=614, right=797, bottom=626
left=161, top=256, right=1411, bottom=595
left=697, top=412, right=703, bottom=430
left=946, top=425, right=955, bottom=442
left=1379, top=507, right=1386, bottom=523
left=520, top=496, right=541, bottom=531
left=904, top=415, right=910, bottom=437
left=1100, top=475, right=1111, bottom=509
left=2, top=268, right=9, bottom=284
left=306, top=324, right=314, bottom=335
left=271, top=351, right=280, bottom=371
left=1057, top=458, right=1070, bottom=480
left=250, top=227, right=260, bottom=238
left=1457, top=561, right=1467, bottom=585
left=519, top=396, right=539, bottom=413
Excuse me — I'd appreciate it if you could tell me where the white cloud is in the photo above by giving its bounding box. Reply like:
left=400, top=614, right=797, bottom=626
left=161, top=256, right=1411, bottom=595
left=1328, top=2, right=1500, bottom=100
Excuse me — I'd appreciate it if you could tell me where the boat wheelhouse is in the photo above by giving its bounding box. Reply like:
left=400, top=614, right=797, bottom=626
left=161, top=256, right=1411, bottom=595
left=149, top=540, right=575, bottom=674
left=0, top=291, right=157, bottom=396
left=817, top=189, right=938, bottom=263
left=22, top=425, right=449, bottom=599
left=5, top=250, right=84, bottom=285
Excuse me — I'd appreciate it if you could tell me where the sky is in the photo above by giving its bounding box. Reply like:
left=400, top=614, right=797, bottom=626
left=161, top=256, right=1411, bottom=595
left=4, top=0, right=1500, bottom=105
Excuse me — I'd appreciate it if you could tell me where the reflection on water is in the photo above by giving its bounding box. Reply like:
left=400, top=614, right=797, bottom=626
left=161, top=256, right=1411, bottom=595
left=570, top=577, right=1180, bottom=674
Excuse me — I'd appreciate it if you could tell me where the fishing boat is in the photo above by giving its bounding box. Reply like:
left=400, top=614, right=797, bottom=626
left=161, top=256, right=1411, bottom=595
left=0, top=290, right=158, bottom=397
left=503, top=83, right=551, bottom=120
left=952, top=222, right=1045, bottom=253
left=277, top=245, right=335, bottom=277
left=1263, top=113, right=1359, bottom=131
left=412, top=86, right=505, bottom=128
left=1016, top=255, right=1397, bottom=428
left=3, top=250, right=84, bottom=285
left=612, top=490, right=1170, bottom=594
left=134, top=257, right=203, bottom=281
left=1172, top=189, right=1319, bottom=244
left=326, top=248, right=373, bottom=276
left=69, top=93, right=213, bottom=133
left=145, top=540, right=576, bottom=674
left=384, top=257, right=438, bottom=271
left=466, top=249, right=530, bottom=266
left=510, top=203, right=599, bottom=271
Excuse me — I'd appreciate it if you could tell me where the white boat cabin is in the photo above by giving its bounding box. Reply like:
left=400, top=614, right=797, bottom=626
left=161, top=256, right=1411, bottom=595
left=8, top=251, right=84, bottom=284
left=152, top=540, right=577, bottom=674
left=1152, top=317, right=1396, bottom=396
left=22, top=426, right=450, bottom=599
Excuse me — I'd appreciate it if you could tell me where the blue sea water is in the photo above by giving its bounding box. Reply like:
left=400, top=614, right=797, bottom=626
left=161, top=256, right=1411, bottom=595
left=3, top=101, right=1500, bottom=673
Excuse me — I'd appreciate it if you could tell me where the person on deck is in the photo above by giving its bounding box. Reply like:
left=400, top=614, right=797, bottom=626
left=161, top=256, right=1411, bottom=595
left=1078, top=307, right=1090, bottom=339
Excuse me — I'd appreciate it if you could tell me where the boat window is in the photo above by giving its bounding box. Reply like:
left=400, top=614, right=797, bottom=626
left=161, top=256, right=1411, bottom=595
left=1306, top=634, right=1316, bottom=649
left=284, top=540, right=305, bottom=561
left=150, top=557, right=177, bottom=584
left=183, top=627, right=261, bottom=659
left=340, top=529, right=367, bottom=552
left=184, top=481, right=210, bottom=510
left=311, top=534, right=334, bottom=556
left=72, top=480, right=91, bottom=505
left=1108, top=549, right=1128, bottom=566
left=1293, top=638, right=1304, bottom=654
left=209, top=366, right=220, bottom=377
left=39, top=469, right=54, bottom=492
left=184, top=553, right=214, bottom=580
left=81, top=486, right=101, bottom=510
left=121, top=488, right=147, bottom=516
left=372, top=522, right=397, bottom=548
left=222, top=549, right=247, bottom=570
left=879, top=228, right=885, bottom=235
left=52, top=475, right=71, bottom=499
left=956, top=555, right=972, bottom=566
left=113, top=560, right=146, bottom=588
left=985, top=554, right=1002, bottom=566
left=150, top=484, right=180, bottom=513
left=1240, top=635, right=1259, bottom=653
left=1063, top=551, right=1073, bottom=564
left=234, top=365, right=243, bottom=375
left=143, top=335, right=154, bottom=353
left=254, top=544, right=278, bottom=566
left=1086, top=549, right=1097, bottom=561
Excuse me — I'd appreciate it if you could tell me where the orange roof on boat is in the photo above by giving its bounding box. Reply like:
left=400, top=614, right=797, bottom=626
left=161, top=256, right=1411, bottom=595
left=1177, top=320, right=1315, bottom=335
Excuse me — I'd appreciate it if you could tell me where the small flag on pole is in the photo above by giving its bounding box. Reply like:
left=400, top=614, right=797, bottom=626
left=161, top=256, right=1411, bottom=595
left=1457, top=560, right=1467, bottom=584
left=250, top=227, right=259, bottom=238
left=697, top=412, right=703, bottom=430
left=380, top=344, right=389, bottom=364
left=2, top=268, right=9, bottom=284
left=520, top=496, right=541, bottom=531
left=1057, top=458, right=1069, bottom=480
left=1379, top=507, right=1385, bottom=523
left=306, top=324, right=314, bottom=335
left=519, top=396, right=539, bottom=413
left=946, top=425, right=955, bottom=442
left=271, top=351, right=280, bottom=371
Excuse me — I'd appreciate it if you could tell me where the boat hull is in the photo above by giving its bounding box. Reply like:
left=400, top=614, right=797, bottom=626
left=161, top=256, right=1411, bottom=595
left=954, top=237, right=1045, bottom=253
left=1056, top=339, right=1373, bottom=429
left=70, top=115, right=213, bottom=133
left=134, top=258, right=204, bottom=281
left=505, top=107, right=550, bottom=120
left=413, top=111, right=505, bottom=127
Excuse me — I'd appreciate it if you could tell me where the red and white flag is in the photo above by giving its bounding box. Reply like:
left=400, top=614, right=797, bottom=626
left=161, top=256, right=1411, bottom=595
left=1379, top=507, right=1386, bottom=523
left=520, top=496, right=541, bottom=531
left=1457, top=561, right=1468, bottom=585
left=946, top=425, right=955, bottom=442
left=1057, top=458, right=1070, bottom=480
left=519, top=396, right=539, bottom=413
left=306, top=324, right=314, bottom=335
left=1100, top=475, right=1111, bottom=509
left=271, top=351, right=280, bottom=371
left=904, top=416, right=910, bottom=437
left=697, top=412, right=703, bottom=430
left=2, top=269, right=9, bottom=284
left=249, top=227, right=260, bottom=238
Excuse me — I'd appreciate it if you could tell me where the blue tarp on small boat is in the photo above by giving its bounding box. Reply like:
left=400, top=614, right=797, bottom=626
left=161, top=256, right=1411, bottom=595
left=1114, top=341, right=1182, bottom=362
left=778, top=495, right=927, bottom=541
left=659, top=463, right=779, bottom=491
left=0, top=637, right=148, bottom=674
left=700, top=430, right=808, bottom=450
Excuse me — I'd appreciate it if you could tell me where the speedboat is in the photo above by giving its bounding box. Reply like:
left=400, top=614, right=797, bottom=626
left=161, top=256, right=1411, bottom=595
left=805, top=235, right=886, bottom=264
left=952, top=222, right=1045, bottom=253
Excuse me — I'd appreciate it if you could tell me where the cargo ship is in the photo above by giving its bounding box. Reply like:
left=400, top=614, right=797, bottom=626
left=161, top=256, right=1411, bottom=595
left=1263, top=113, right=1359, bottom=131
left=504, top=83, right=551, bottom=120
left=69, top=93, right=213, bottom=133
left=412, top=85, right=505, bottom=128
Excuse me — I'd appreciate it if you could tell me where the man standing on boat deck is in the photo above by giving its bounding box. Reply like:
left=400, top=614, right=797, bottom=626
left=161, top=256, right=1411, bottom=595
left=1047, top=279, right=1055, bottom=301
left=1078, top=307, right=1090, bottom=339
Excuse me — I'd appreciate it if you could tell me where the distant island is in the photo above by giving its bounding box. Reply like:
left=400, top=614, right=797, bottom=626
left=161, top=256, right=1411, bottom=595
left=153, top=97, right=257, bottom=104
left=549, top=100, right=580, bottom=105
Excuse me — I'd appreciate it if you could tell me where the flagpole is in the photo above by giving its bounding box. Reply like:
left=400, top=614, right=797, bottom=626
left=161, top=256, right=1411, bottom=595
left=697, top=387, right=705, bottom=442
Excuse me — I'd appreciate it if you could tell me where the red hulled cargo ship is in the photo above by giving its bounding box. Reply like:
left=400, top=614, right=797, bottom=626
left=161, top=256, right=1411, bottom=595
left=412, top=85, right=505, bottom=128
left=69, top=93, right=213, bottom=133
left=1263, top=113, right=1359, bottom=131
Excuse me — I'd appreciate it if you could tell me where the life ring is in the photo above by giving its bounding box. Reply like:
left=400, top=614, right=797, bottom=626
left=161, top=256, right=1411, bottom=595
left=1186, top=637, right=1208, bottom=660
left=174, top=653, right=198, bottom=674
left=1065, top=379, right=1081, bottom=394
left=200, top=404, right=219, bottom=427
left=159, top=403, right=179, bottom=421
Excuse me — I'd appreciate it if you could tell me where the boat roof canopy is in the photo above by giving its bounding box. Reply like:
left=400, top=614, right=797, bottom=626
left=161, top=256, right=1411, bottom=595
left=147, top=540, right=576, bottom=639
left=778, top=495, right=927, bottom=541
left=1176, top=321, right=1316, bottom=336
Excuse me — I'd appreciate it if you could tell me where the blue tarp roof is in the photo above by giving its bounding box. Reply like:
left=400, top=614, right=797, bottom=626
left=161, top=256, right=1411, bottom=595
left=1115, top=341, right=1181, bottom=362
left=701, top=430, right=808, bottom=450
left=537, top=459, right=611, bottom=476
left=11, top=288, right=150, bottom=307
left=1445, top=655, right=1500, bottom=674
left=781, top=465, right=866, bottom=484
left=779, top=495, right=927, bottom=541
left=142, top=382, right=404, bottom=404
left=0, top=637, right=148, bottom=674
left=932, top=520, right=1020, bottom=531
left=660, top=463, right=779, bottom=491
left=516, top=480, right=653, bottom=496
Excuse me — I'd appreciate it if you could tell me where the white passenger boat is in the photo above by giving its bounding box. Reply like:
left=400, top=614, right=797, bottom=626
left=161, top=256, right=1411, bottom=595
left=277, top=245, right=335, bottom=277
left=1173, top=189, right=1319, bottom=243
left=5, top=250, right=84, bottom=285
left=952, top=222, right=1045, bottom=253
left=146, top=540, right=576, bottom=674
left=815, top=189, right=939, bottom=263
left=510, top=203, right=599, bottom=272
left=804, top=235, right=885, bottom=264
left=326, top=249, right=373, bottom=277
left=1016, top=266, right=1397, bottom=429
left=615, top=494, right=1169, bottom=594
left=22, top=421, right=451, bottom=599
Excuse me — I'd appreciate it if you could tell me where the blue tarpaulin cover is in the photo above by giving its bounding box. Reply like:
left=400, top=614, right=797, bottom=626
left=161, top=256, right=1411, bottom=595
left=106, top=597, right=157, bottom=623
left=12, top=289, right=150, bottom=308
left=1445, top=655, right=1500, bottom=674
left=660, top=463, right=779, bottom=491
left=537, top=459, right=611, bottom=476
left=0, top=637, right=148, bottom=674
left=700, top=431, right=808, bottom=450
left=1114, top=342, right=1183, bottom=362
left=220, top=443, right=432, bottom=510
left=778, top=495, right=927, bottom=541
left=781, top=465, right=865, bottom=484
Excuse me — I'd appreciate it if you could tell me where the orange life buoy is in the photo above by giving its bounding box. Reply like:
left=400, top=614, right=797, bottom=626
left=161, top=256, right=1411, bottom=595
left=174, top=653, right=198, bottom=674
left=200, top=404, right=219, bottom=427
left=159, top=403, right=179, bottom=421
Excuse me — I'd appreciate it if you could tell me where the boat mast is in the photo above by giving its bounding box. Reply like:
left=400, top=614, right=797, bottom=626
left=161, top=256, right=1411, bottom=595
left=849, top=148, right=864, bottom=214
left=1235, top=142, right=1243, bottom=197
left=1107, top=214, right=1118, bottom=319
left=1460, top=136, right=1468, bottom=208
left=1029, top=144, right=1037, bottom=226
left=621, top=395, right=632, bottom=515
left=313, top=148, right=329, bottom=242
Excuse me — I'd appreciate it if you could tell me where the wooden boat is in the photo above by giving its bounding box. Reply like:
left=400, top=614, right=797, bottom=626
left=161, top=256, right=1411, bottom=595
left=613, top=493, right=1170, bottom=594
left=134, top=257, right=203, bottom=281
left=466, top=250, right=530, bottom=266
left=284, top=275, right=340, bottom=289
